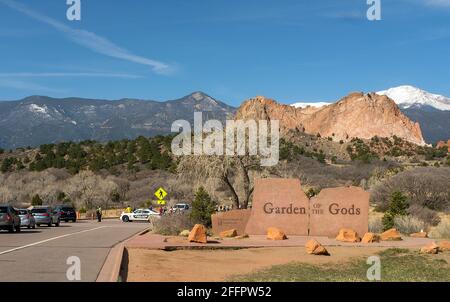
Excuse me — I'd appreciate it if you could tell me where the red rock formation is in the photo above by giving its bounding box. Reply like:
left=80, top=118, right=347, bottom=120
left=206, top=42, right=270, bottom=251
left=235, top=93, right=426, bottom=146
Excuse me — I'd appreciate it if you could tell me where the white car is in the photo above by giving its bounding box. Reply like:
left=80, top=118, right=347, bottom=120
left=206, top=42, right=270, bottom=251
left=120, top=209, right=160, bottom=222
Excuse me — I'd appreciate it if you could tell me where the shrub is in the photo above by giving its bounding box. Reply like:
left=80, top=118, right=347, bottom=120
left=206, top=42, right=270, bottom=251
left=408, top=204, right=441, bottom=226
left=153, top=214, right=194, bottom=236
left=190, top=187, right=217, bottom=227
left=371, top=167, right=450, bottom=213
left=368, top=216, right=383, bottom=233
left=429, top=219, right=450, bottom=239
left=394, top=215, right=427, bottom=234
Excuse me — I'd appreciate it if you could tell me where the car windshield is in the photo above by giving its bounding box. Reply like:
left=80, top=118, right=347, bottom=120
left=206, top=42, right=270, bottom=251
left=0, top=207, right=7, bottom=214
left=32, top=208, right=48, bottom=214
left=18, top=210, right=28, bottom=215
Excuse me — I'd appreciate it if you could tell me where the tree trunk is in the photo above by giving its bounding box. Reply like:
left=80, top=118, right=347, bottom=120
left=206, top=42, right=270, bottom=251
left=222, top=172, right=240, bottom=209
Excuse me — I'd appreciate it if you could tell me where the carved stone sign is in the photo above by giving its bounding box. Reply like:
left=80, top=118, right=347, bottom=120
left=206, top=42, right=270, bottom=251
left=309, top=187, right=369, bottom=237
left=211, top=179, right=370, bottom=238
left=244, top=178, right=310, bottom=235
left=211, top=209, right=251, bottom=236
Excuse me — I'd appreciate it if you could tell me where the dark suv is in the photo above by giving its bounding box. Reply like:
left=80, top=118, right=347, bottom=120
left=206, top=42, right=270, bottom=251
left=0, top=205, right=21, bottom=233
left=54, top=205, right=77, bottom=223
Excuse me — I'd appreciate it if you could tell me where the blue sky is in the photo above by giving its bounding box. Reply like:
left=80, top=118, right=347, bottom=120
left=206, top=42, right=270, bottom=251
left=0, top=0, right=449, bottom=106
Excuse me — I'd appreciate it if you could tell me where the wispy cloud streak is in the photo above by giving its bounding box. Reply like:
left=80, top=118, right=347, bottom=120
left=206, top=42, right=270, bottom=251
left=0, top=72, right=143, bottom=79
left=0, top=0, right=172, bottom=75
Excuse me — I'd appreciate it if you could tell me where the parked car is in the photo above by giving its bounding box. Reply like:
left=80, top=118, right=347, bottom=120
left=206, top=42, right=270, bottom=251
left=31, top=206, right=60, bottom=227
left=120, top=208, right=160, bottom=222
left=17, top=209, right=36, bottom=229
left=0, top=205, right=21, bottom=233
left=54, top=205, right=77, bottom=223
left=172, top=203, right=190, bottom=213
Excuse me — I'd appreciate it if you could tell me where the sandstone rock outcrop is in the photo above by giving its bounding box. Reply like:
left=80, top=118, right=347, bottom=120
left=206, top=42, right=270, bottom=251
left=420, top=242, right=439, bottom=254
left=336, top=228, right=361, bottom=243
left=188, top=224, right=208, bottom=244
left=361, top=232, right=380, bottom=243
left=438, top=240, right=450, bottom=252
left=220, top=229, right=238, bottom=238
left=410, top=231, right=428, bottom=238
left=380, top=228, right=402, bottom=241
left=236, top=93, right=425, bottom=146
left=305, top=239, right=330, bottom=256
left=267, top=227, right=288, bottom=240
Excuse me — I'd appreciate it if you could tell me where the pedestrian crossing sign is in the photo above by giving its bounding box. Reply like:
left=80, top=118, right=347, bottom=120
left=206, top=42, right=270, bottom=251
left=155, top=187, right=167, bottom=201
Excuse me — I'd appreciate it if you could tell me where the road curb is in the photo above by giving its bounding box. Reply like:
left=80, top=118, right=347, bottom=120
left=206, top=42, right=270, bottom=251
left=96, top=228, right=150, bottom=282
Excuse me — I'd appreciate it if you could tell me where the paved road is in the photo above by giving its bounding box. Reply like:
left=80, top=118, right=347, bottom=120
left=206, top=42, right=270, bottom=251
left=0, top=220, right=149, bottom=282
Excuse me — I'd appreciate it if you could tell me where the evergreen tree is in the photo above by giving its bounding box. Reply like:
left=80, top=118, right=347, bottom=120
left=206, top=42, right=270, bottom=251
left=31, top=194, right=43, bottom=206
left=190, top=187, right=217, bottom=227
left=382, top=191, right=409, bottom=231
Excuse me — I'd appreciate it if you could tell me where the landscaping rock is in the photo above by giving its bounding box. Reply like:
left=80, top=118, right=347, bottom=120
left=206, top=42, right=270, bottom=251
left=220, top=229, right=238, bottom=238
left=380, top=228, right=402, bottom=241
left=361, top=232, right=380, bottom=243
left=267, top=227, right=288, bottom=240
left=336, top=228, right=361, bottom=243
left=234, top=234, right=250, bottom=240
left=305, top=239, right=330, bottom=256
left=410, top=231, right=428, bottom=238
left=420, top=242, right=439, bottom=254
left=188, top=224, right=208, bottom=244
left=179, top=230, right=190, bottom=237
left=438, top=240, right=450, bottom=252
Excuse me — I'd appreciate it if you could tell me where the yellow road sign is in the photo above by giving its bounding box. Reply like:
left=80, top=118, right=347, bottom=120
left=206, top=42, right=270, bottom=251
left=157, top=200, right=166, bottom=205
left=155, top=187, right=167, bottom=200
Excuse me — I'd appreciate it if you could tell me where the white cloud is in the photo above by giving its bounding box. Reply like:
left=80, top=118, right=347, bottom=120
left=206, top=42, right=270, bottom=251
left=0, top=72, right=143, bottom=79
left=0, top=79, right=65, bottom=93
left=0, top=0, right=173, bottom=75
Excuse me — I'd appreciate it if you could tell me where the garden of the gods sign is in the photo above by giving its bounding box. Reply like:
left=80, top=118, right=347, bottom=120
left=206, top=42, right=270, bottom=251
left=212, top=178, right=369, bottom=237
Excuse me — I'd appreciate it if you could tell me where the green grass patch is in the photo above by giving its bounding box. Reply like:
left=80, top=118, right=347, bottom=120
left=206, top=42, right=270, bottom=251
left=230, top=249, right=450, bottom=282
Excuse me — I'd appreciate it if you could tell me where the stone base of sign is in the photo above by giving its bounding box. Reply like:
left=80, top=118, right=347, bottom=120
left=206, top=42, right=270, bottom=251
left=211, top=209, right=251, bottom=236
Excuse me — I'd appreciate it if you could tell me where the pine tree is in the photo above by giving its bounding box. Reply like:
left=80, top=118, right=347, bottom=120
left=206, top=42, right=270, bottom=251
left=382, top=191, right=409, bottom=231
left=32, top=194, right=43, bottom=206
left=190, top=187, right=217, bottom=227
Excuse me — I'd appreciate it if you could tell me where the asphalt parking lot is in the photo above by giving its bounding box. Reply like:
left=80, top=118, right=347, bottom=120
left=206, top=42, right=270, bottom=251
left=0, top=220, right=149, bottom=282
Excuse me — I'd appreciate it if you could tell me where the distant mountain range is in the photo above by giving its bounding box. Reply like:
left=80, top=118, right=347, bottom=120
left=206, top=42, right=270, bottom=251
left=293, top=86, right=450, bottom=144
left=0, top=92, right=235, bottom=149
left=0, top=86, right=448, bottom=149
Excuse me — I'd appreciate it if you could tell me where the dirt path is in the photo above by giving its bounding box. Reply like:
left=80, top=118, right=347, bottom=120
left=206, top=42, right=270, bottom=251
left=125, top=246, right=390, bottom=282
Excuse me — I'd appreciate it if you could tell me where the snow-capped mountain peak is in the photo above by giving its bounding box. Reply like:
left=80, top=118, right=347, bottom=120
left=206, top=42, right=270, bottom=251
left=377, top=85, right=450, bottom=111
left=292, top=101, right=331, bottom=109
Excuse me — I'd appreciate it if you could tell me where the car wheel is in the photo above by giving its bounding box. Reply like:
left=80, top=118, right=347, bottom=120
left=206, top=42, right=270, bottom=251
left=55, top=220, right=60, bottom=227
left=65, top=220, right=69, bottom=223
left=15, top=225, right=21, bottom=232
left=72, top=219, right=76, bottom=223
left=27, top=225, right=31, bottom=229
left=8, top=225, right=15, bottom=233
left=122, top=216, right=130, bottom=223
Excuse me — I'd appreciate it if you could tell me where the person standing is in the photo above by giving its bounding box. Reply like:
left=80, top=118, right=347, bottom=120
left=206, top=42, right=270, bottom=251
left=96, top=207, right=102, bottom=222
